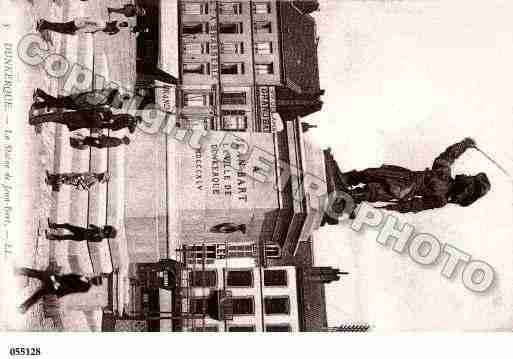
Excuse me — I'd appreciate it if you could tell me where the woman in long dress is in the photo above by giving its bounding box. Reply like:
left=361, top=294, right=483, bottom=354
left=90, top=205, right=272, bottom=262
left=45, top=171, right=110, bottom=192
left=29, top=109, right=140, bottom=133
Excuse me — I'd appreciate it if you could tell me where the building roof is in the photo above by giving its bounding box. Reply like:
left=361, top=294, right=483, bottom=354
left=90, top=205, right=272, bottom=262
left=278, top=2, right=321, bottom=95
left=271, top=239, right=328, bottom=331
left=295, top=241, right=328, bottom=331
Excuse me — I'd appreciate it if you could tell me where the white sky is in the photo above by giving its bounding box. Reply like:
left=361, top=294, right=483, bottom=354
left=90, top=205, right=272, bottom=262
left=309, top=0, right=513, bottom=330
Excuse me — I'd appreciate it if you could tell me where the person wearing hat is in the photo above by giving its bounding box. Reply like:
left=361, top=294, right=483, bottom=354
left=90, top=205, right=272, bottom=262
left=16, top=267, right=103, bottom=314
left=323, top=137, right=491, bottom=221
left=36, top=18, right=129, bottom=35
left=69, top=134, right=131, bottom=149
left=46, top=221, right=117, bottom=242
left=45, top=171, right=110, bottom=192
left=31, top=88, right=127, bottom=111
left=107, top=4, right=146, bottom=18
left=30, top=108, right=140, bottom=134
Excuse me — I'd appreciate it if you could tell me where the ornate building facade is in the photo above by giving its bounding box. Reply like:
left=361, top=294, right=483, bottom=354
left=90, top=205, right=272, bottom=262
left=177, top=0, right=323, bottom=132
left=118, top=0, right=343, bottom=332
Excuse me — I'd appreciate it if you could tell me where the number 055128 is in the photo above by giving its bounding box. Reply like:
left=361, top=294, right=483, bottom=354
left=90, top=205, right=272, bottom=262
left=9, top=347, right=41, bottom=356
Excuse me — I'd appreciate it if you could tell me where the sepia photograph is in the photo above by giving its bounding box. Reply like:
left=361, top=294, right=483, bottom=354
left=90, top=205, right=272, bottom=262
left=0, top=0, right=512, bottom=341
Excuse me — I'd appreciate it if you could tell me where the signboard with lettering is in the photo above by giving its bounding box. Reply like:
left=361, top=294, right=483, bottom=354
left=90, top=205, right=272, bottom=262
left=174, top=131, right=279, bottom=241
left=209, top=1, right=220, bottom=78
left=258, top=86, right=277, bottom=132
left=209, top=1, right=221, bottom=121
left=155, top=86, right=175, bottom=112
left=178, top=132, right=277, bottom=210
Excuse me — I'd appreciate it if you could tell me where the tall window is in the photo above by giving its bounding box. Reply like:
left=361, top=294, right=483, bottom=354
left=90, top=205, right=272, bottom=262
left=222, top=92, right=247, bottom=105
left=183, top=92, right=210, bottom=107
left=220, top=22, right=243, bottom=34
left=232, top=297, right=255, bottom=315
left=220, top=42, right=244, bottom=54
left=183, top=22, right=208, bottom=35
left=264, top=297, right=290, bottom=315
left=264, top=244, right=281, bottom=258
left=221, top=62, right=245, bottom=75
left=219, top=2, right=242, bottom=15
left=228, top=325, right=256, bottom=332
left=221, top=110, right=247, bottom=131
left=183, top=2, right=209, bottom=15
left=189, top=297, right=208, bottom=315
left=226, top=269, right=253, bottom=287
left=188, top=270, right=217, bottom=287
left=228, top=243, right=254, bottom=257
left=185, top=244, right=217, bottom=260
left=255, top=41, right=273, bottom=55
left=253, top=2, right=271, bottom=14
left=255, top=63, right=274, bottom=75
left=254, top=21, right=272, bottom=33
left=182, top=115, right=209, bottom=131
left=264, top=270, right=287, bottom=287
left=183, top=62, right=210, bottom=75
left=265, top=324, right=291, bottom=332
left=183, top=42, right=209, bottom=55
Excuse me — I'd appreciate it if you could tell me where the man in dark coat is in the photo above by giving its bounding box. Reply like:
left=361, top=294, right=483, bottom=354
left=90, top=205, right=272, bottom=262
left=324, top=138, right=490, bottom=219
left=46, top=221, right=117, bottom=242
left=70, top=134, right=131, bottom=149
left=104, top=114, right=140, bottom=133
left=31, top=88, right=126, bottom=111
left=30, top=109, right=140, bottom=133
left=16, top=267, right=102, bottom=314
left=37, top=18, right=128, bottom=35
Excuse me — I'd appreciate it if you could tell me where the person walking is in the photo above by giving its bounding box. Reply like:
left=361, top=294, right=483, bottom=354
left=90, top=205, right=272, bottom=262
left=29, top=108, right=140, bottom=133
left=108, top=4, right=146, bottom=18
left=31, top=88, right=126, bottom=111
left=36, top=18, right=128, bottom=35
left=46, top=221, right=117, bottom=242
left=69, top=134, right=131, bottom=149
left=16, top=267, right=103, bottom=314
left=45, top=171, right=110, bottom=192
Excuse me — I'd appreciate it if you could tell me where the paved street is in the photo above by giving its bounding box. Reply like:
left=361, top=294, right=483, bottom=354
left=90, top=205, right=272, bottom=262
left=7, top=0, right=137, bottom=331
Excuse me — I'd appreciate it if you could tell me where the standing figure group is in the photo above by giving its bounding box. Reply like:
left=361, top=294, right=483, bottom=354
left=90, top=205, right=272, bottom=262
left=28, top=86, right=126, bottom=247
left=30, top=87, right=140, bottom=149
left=17, top=4, right=147, bottom=314
left=46, top=170, right=109, bottom=192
